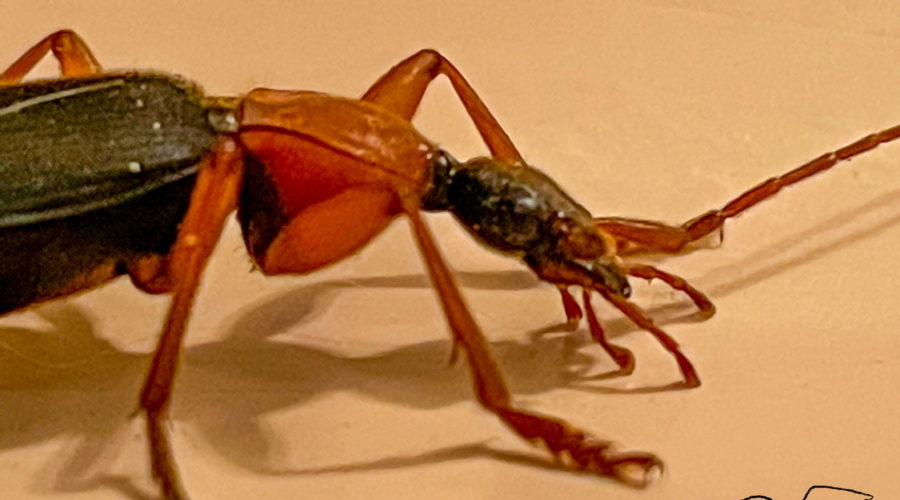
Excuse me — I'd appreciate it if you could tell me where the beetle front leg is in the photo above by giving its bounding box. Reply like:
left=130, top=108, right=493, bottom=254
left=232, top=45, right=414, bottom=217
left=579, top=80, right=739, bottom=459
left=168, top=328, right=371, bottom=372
left=0, top=30, right=101, bottom=84
left=402, top=195, right=661, bottom=485
left=138, top=139, right=243, bottom=500
left=557, top=285, right=583, bottom=324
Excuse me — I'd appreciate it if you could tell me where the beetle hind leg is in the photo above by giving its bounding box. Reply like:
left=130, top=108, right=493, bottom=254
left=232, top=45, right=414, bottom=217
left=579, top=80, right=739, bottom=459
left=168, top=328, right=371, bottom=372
left=127, top=255, right=174, bottom=294
left=137, top=139, right=244, bottom=500
left=1, top=29, right=101, bottom=85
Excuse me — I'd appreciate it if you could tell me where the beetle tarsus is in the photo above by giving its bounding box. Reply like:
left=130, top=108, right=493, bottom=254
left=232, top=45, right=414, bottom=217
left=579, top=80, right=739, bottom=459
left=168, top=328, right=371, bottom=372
left=495, top=408, right=662, bottom=487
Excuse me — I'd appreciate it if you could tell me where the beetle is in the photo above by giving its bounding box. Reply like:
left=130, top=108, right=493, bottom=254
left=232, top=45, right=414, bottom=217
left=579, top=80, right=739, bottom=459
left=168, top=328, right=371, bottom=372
left=3, top=31, right=900, bottom=500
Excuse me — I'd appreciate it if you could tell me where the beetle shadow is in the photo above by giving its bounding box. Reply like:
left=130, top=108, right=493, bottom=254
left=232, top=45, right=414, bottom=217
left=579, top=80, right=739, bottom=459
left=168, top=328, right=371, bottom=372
left=177, top=269, right=607, bottom=475
left=0, top=304, right=153, bottom=499
left=216, top=268, right=544, bottom=341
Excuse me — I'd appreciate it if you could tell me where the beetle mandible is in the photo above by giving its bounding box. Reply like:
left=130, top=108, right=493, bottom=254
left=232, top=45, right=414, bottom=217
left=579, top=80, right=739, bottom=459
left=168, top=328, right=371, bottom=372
left=3, top=31, right=900, bottom=500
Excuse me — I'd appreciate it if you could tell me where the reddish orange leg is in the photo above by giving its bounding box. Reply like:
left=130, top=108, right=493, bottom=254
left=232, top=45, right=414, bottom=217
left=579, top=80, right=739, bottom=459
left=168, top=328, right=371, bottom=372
left=582, top=290, right=635, bottom=376
left=361, top=49, right=578, bottom=320
left=361, top=49, right=522, bottom=163
left=138, top=139, right=244, bottom=500
left=402, top=194, right=660, bottom=485
left=598, top=123, right=900, bottom=256
left=625, top=264, right=715, bottom=318
left=0, top=29, right=100, bottom=84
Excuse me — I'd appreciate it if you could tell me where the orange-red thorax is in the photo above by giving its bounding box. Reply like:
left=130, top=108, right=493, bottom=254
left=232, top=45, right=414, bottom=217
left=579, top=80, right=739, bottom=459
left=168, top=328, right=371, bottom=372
left=235, top=89, right=437, bottom=275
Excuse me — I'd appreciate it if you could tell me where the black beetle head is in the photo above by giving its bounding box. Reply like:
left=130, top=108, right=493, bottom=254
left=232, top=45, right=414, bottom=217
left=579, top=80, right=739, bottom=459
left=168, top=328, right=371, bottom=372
left=422, top=152, right=630, bottom=296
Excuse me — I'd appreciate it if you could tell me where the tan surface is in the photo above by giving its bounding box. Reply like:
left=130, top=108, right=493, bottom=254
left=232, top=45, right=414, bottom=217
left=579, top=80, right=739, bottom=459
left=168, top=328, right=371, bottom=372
left=1, top=1, right=899, bottom=499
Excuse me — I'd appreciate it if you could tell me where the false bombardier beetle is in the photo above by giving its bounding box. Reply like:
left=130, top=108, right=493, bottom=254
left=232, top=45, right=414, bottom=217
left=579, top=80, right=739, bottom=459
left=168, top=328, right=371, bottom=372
left=3, top=31, right=900, bottom=500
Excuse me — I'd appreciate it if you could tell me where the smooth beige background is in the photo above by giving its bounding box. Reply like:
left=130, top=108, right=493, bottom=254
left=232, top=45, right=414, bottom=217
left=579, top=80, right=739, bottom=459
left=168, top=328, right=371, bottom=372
left=1, top=1, right=898, bottom=499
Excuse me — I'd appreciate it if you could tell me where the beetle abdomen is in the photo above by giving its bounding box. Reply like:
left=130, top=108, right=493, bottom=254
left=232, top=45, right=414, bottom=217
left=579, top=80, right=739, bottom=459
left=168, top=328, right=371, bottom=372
left=0, top=175, right=196, bottom=313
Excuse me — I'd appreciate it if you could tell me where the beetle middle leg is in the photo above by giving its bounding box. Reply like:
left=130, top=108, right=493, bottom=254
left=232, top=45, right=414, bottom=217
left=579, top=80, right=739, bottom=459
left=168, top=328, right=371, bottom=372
left=402, top=195, right=661, bottom=484
left=137, top=138, right=244, bottom=500
left=0, top=29, right=101, bottom=84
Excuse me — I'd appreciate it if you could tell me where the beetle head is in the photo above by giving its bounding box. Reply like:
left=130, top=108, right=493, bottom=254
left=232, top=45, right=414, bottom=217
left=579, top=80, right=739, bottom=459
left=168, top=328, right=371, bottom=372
left=423, top=153, right=630, bottom=296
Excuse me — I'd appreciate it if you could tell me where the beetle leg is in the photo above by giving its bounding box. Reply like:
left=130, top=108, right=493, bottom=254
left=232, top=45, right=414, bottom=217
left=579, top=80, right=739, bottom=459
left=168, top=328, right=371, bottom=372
left=138, top=138, right=243, bottom=500
left=0, top=30, right=101, bottom=85
left=361, top=50, right=583, bottom=320
left=361, top=49, right=523, bottom=164
left=624, top=264, right=715, bottom=318
left=598, top=123, right=900, bottom=256
left=402, top=194, right=660, bottom=485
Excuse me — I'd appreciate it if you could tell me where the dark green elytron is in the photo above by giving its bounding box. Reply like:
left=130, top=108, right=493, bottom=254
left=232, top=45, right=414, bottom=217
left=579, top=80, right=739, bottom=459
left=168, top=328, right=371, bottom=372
left=0, top=74, right=219, bottom=312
